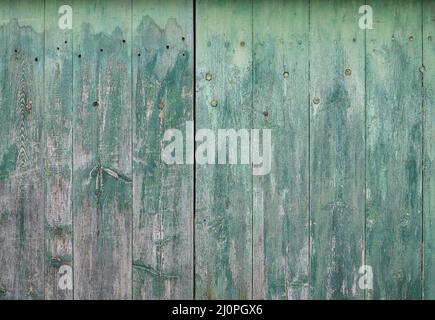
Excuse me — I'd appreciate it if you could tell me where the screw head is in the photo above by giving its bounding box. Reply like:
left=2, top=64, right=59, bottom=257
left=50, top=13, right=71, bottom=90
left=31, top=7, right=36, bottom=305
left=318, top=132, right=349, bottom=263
left=283, top=71, right=289, bottom=78
left=211, top=99, right=218, bottom=107
left=345, top=68, right=352, bottom=76
left=419, top=66, right=425, bottom=73
left=205, top=73, right=212, bottom=81
left=313, top=97, right=320, bottom=105
left=409, top=35, right=414, bottom=41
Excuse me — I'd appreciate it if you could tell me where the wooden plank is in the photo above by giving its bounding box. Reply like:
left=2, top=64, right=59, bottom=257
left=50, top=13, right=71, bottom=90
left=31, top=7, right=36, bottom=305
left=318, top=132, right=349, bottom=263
left=423, top=0, right=435, bottom=300
left=252, top=0, right=309, bottom=300
left=72, top=0, right=132, bottom=299
left=132, top=0, right=194, bottom=299
left=195, top=0, right=253, bottom=299
left=366, top=0, right=422, bottom=299
left=310, top=0, right=365, bottom=299
left=0, top=0, right=45, bottom=300
left=44, top=0, right=73, bottom=300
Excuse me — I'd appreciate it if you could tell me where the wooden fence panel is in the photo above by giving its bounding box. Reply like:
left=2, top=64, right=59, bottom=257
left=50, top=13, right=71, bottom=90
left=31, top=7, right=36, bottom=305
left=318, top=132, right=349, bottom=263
left=132, top=0, right=194, bottom=299
left=0, top=0, right=45, bottom=300
left=72, top=0, right=132, bottom=299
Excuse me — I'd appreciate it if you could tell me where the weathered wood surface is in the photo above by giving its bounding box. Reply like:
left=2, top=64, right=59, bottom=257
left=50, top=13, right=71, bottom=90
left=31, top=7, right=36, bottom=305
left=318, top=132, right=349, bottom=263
left=310, top=0, right=365, bottom=299
left=44, top=0, right=73, bottom=300
left=132, top=0, right=193, bottom=299
left=72, top=0, right=132, bottom=299
left=0, top=0, right=45, bottom=299
left=252, top=0, right=309, bottom=300
left=366, top=0, right=422, bottom=299
left=423, top=0, right=435, bottom=300
left=195, top=0, right=253, bottom=299
left=0, top=0, right=433, bottom=300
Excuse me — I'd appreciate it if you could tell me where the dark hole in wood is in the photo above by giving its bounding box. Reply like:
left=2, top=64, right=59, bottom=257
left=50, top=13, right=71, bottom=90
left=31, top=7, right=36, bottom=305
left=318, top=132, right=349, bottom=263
left=57, top=47, right=60, bottom=50
left=166, top=45, right=170, bottom=49
left=122, top=39, right=126, bottom=43
left=100, top=48, right=103, bottom=52
left=78, top=54, right=81, bottom=58
left=65, top=40, right=67, bottom=44
left=35, top=57, right=38, bottom=62
left=93, top=101, right=99, bottom=107
left=182, top=37, right=185, bottom=41
left=138, top=53, right=141, bottom=57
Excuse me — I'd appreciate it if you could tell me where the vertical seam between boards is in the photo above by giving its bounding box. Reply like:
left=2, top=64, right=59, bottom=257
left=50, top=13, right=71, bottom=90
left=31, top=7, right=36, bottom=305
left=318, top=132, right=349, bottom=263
left=192, top=0, right=197, bottom=300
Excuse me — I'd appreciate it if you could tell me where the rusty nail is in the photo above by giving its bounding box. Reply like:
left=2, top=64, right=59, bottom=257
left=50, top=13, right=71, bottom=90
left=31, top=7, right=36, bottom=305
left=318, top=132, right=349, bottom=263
left=283, top=71, right=289, bottom=78
left=345, top=68, right=352, bottom=76
left=211, top=99, right=218, bottom=107
left=26, top=101, right=32, bottom=112
left=313, top=97, right=320, bottom=105
left=263, top=111, right=269, bottom=117
left=159, top=100, right=165, bottom=110
left=205, top=73, right=212, bottom=81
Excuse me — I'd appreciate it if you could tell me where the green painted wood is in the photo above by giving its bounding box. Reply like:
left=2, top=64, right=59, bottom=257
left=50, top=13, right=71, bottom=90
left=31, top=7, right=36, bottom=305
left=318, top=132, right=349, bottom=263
left=44, top=0, right=73, bottom=300
left=195, top=0, right=253, bottom=299
left=252, top=0, right=309, bottom=300
left=366, top=0, right=422, bottom=299
left=72, top=0, right=132, bottom=299
left=0, top=0, right=45, bottom=300
left=310, top=0, right=365, bottom=299
left=423, top=0, right=435, bottom=300
left=132, top=0, right=194, bottom=299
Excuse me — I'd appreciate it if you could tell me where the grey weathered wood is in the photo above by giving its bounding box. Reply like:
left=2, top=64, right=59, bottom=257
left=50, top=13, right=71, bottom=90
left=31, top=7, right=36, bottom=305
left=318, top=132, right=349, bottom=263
left=252, top=0, right=310, bottom=300
left=132, top=0, right=194, bottom=299
left=72, top=0, right=132, bottom=299
left=0, top=0, right=45, bottom=300
left=44, top=0, right=73, bottom=300
left=310, top=0, right=365, bottom=299
left=366, top=0, right=422, bottom=299
left=195, top=0, right=253, bottom=299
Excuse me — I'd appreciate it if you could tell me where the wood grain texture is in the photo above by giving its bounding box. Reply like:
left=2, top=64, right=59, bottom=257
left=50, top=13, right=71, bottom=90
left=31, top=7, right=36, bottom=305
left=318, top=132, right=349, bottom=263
left=195, top=0, right=253, bottom=299
left=423, top=0, right=435, bottom=300
left=44, top=0, right=73, bottom=300
left=132, top=0, right=193, bottom=299
left=252, top=0, right=309, bottom=300
left=0, top=0, right=45, bottom=300
left=366, top=0, right=422, bottom=299
left=72, top=0, right=132, bottom=299
left=310, top=0, right=365, bottom=299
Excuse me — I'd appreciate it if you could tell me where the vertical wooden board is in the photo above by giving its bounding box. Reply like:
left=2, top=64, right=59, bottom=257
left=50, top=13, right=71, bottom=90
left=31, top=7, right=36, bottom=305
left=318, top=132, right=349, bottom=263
left=132, top=0, right=193, bottom=299
left=252, top=0, right=309, bottom=299
left=366, top=0, right=422, bottom=299
left=310, top=0, right=365, bottom=299
left=72, top=0, right=132, bottom=299
left=44, top=0, right=73, bottom=300
left=0, top=0, right=45, bottom=299
left=195, top=0, right=253, bottom=299
left=423, top=0, right=434, bottom=300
